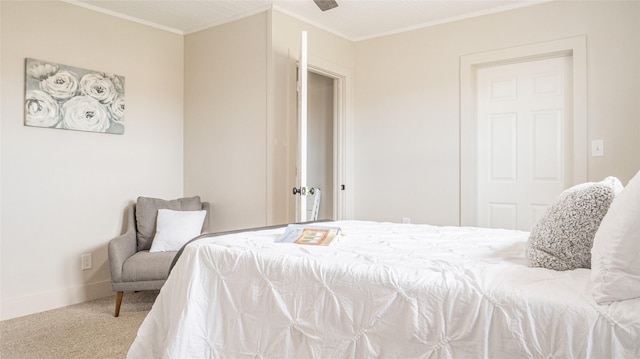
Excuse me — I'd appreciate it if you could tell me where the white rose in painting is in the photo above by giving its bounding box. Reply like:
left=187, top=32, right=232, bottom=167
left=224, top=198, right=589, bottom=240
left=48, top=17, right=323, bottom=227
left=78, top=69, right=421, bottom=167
left=106, top=73, right=125, bottom=94
left=109, top=96, right=125, bottom=124
left=40, top=70, right=78, bottom=100
left=79, top=73, right=117, bottom=104
left=27, top=61, right=59, bottom=80
left=25, top=90, right=60, bottom=127
left=61, top=95, right=110, bottom=132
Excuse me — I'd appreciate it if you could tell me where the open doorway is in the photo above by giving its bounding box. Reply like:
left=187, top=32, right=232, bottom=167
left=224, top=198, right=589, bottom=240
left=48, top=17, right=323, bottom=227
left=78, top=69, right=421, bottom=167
left=286, top=31, right=348, bottom=224
left=290, top=64, right=345, bottom=224
left=306, top=71, right=335, bottom=220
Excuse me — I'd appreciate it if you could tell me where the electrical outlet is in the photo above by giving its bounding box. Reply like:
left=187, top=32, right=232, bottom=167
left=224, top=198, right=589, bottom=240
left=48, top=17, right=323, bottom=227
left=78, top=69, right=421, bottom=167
left=81, top=253, right=92, bottom=270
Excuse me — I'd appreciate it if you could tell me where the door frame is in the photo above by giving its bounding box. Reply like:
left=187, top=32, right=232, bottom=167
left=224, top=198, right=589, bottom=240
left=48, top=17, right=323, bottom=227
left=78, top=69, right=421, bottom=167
left=307, top=61, right=347, bottom=221
left=460, top=36, right=587, bottom=226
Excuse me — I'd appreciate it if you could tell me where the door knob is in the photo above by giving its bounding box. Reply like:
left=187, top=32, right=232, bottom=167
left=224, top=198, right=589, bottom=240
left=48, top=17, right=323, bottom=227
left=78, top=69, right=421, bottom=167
left=292, top=187, right=308, bottom=195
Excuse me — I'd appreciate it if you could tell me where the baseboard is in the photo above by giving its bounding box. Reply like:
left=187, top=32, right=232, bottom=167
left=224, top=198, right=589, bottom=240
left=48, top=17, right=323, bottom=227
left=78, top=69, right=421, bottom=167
left=0, top=280, right=113, bottom=320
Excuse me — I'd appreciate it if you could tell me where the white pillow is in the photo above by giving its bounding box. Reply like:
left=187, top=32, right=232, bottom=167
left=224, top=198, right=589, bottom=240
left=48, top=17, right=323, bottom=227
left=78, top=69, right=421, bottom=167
left=591, top=170, right=640, bottom=304
left=149, top=209, right=207, bottom=253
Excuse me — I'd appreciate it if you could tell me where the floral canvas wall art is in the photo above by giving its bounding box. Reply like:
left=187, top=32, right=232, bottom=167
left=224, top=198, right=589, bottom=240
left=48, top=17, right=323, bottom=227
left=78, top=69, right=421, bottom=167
left=24, top=58, right=125, bottom=134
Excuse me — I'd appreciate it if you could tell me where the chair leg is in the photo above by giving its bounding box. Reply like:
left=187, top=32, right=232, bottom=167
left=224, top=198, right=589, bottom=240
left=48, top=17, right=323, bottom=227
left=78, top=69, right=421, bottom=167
left=114, top=291, right=124, bottom=317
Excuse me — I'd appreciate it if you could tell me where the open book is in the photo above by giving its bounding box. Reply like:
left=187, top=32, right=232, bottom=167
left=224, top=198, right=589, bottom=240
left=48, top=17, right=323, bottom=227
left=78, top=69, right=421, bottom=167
left=276, top=224, right=341, bottom=246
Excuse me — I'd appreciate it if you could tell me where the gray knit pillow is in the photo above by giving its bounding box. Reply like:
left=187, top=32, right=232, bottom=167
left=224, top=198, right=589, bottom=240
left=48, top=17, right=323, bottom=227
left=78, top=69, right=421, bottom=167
left=526, top=177, right=622, bottom=271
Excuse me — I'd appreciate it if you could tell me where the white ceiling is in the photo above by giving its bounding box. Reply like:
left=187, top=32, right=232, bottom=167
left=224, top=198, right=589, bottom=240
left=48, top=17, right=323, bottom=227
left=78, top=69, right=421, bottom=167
left=67, top=0, right=547, bottom=41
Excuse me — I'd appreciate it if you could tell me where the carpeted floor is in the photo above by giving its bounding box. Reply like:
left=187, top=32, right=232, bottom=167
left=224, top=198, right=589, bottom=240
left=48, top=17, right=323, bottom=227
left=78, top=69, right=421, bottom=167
left=0, top=290, right=158, bottom=359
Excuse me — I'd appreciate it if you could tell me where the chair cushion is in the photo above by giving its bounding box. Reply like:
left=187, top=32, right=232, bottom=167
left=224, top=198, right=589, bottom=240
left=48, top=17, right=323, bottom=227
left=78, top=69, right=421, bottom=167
left=122, top=250, right=176, bottom=282
left=136, top=196, right=202, bottom=251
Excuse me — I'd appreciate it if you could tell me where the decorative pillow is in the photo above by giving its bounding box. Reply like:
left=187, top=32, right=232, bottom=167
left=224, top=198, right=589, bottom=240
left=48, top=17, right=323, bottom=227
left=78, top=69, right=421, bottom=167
left=149, top=209, right=207, bottom=253
left=526, top=177, right=623, bottom=271
left=591, top=170, right=640, bottom=304
left=135, top=196, right=202, bottom=251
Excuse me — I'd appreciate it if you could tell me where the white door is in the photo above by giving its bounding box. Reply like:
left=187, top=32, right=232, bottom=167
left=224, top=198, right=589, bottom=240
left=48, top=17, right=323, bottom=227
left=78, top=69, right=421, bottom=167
left=476, top=56, right=572, bottom=230
left=295, top=31, right=309, bottom=222
left=292, top=31, right=343, bottom=223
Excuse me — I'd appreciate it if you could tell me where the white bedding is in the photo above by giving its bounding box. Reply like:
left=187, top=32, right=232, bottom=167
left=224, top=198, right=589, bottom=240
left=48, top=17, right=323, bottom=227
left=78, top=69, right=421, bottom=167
left=128, top=221, right=640, bottom=358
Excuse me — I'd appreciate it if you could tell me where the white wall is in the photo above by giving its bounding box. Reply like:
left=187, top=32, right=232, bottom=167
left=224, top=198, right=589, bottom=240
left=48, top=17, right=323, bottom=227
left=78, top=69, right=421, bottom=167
left=183, top=13, right=269, bottom=231
left=0, top=1, right=185, bottom=320
left=353, top=0, right=640, bottom=225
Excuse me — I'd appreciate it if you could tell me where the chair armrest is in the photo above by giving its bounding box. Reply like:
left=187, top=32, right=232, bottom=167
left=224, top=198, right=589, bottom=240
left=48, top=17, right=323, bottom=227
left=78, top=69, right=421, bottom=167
left=108, top=203, right=137, bottom=284
left=202, top=202, right=211, bottom=233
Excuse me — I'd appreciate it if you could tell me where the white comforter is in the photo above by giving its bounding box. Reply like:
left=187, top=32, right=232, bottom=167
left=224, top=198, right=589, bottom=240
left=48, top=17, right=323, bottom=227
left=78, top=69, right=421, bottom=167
left=128, top=221, right=640, bottom=358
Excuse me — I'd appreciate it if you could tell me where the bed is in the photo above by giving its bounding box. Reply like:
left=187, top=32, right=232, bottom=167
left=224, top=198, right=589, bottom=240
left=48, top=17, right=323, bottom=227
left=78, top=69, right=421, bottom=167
left=127, top=220, right=640, bottom=358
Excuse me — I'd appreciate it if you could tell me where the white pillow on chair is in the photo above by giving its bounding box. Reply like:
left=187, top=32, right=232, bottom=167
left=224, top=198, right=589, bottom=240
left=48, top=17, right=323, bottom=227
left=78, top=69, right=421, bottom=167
left=149, top=209, right=207, bottom=253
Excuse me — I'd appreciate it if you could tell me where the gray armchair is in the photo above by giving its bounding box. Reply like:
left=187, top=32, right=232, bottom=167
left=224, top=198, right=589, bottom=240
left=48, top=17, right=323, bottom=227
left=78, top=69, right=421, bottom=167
left=108, top=196, right=210, bottom=317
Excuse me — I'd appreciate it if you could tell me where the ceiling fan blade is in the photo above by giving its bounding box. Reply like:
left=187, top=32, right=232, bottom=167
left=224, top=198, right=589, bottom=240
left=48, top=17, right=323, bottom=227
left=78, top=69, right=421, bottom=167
left=313, top=0, right=339, bottom=12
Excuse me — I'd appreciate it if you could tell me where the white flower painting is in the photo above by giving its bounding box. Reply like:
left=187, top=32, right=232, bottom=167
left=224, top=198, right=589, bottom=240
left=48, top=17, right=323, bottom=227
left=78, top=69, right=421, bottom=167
left=24, top=58, right=125, bottom=134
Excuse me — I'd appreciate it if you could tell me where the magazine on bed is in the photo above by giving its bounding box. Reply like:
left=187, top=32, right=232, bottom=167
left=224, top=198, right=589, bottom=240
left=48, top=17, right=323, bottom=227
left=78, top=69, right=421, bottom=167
left=276, top=224, right=341, bottom=246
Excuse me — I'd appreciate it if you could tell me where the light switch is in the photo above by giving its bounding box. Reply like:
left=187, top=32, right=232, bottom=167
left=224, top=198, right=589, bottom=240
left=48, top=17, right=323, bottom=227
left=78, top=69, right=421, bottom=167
left=592, top=139, right=604, bottom=157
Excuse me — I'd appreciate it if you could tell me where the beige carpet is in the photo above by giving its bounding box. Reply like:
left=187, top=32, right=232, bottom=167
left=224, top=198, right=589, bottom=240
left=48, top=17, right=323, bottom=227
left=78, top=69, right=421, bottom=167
left=0, top=290, right=158, bottom=359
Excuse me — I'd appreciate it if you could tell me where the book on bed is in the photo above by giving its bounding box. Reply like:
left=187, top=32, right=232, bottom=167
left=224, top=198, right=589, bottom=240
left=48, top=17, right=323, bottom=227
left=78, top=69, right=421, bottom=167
left=276, top=224, right=341, bottom=246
